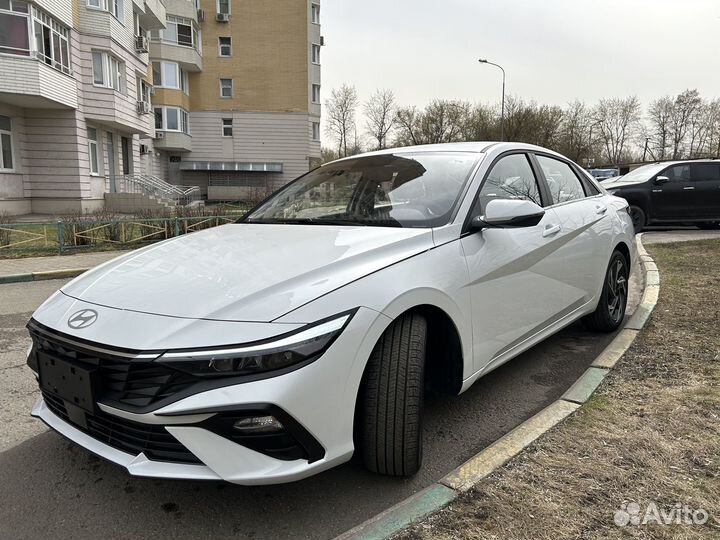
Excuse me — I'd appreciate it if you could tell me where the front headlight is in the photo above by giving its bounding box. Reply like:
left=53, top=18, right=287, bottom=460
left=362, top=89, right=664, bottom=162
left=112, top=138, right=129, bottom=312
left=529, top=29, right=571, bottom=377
left=156, top=311, right=354, bottom=378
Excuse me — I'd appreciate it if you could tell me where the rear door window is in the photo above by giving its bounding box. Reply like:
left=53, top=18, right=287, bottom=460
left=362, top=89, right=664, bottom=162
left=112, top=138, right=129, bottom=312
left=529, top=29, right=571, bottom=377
left=536, top=155, right=586, bottom=205
left=690, top=163, right=720, bottom=182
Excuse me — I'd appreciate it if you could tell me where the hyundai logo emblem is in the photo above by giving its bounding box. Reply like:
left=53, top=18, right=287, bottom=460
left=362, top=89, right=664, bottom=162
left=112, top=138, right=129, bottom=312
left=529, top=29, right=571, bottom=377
left=67, top=309, right=99, bottom=330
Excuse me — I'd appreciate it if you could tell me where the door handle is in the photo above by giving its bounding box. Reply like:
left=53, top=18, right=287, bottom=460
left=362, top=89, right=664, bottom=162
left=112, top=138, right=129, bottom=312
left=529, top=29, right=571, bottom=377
left=543, top=224, right=561, bottom=237
left=595, top=205, right=608, bottom=215
left=683, top=186, right=695, bottom=191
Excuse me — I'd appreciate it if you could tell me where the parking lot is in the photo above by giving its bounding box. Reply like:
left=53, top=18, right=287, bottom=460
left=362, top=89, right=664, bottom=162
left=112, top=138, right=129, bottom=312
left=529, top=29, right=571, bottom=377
left=0, top=259, right=642, bottom=540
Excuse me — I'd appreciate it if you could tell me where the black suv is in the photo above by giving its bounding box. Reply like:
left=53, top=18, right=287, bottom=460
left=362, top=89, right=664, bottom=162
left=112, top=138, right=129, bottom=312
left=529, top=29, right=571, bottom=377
left=603, top=161, right=720, bottom=233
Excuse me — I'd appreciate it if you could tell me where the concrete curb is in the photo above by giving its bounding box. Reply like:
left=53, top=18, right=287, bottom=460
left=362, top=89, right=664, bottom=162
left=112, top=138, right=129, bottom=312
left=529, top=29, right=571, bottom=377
left=333, top=234, right=659, bottom=540
left=0, top=268, right=89, bottom=285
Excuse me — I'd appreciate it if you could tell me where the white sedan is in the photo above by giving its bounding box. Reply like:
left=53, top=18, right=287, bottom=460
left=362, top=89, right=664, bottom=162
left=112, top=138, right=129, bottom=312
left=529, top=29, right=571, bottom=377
left=27, top=142, right=636, bottom=484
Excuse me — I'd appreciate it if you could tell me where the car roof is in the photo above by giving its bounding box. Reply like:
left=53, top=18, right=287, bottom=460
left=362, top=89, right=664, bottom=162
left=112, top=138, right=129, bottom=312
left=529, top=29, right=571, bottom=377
left=331, top=142, right=568, bottom=162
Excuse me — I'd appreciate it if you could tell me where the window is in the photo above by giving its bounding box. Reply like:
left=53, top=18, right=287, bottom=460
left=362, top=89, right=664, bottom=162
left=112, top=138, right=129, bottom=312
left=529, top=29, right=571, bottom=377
left=87, top=127, right=99, bottom=175
left=312, top=122, right=320, bottom=141
left=152, top=61, right=188, bottom=94
left=86, top=0, right=122, bottom=21
left=31, top=8, right=71, bottom=74
left=690, top=163, right=720, bottom=182
left=222, top=118, right=233, bottom=137
left=0, top=0, right=29, bottom=56
left=220, top=78, right=232, bottom=98
left=311, top=2, right=319, bottom=24
left=663, top=164, right=690, bottom=183
left=312, top=84, right=321, bottom=104
left=153, top=16, right=197, bottom=49
left=536, top=155, right=586, bottom=204
left=137, top=77, right=151, bottom=103
left=311, top=43, right=320, bottom=64
left=217, top=0, right=230, bottom=14
left=0, top=115, right=14, bottom=170
left=478, top=154, right=542, bottom=210
left=218, top=36, right=231, bottom=56
left=154, top=106, right=189, bottom=133
left=92, top=51, right=123, bottom=91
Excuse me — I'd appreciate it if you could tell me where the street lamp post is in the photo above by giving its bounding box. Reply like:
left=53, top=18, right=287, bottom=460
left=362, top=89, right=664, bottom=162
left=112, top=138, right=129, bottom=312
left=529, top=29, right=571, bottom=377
left=478, top=58, right=506, bottom=141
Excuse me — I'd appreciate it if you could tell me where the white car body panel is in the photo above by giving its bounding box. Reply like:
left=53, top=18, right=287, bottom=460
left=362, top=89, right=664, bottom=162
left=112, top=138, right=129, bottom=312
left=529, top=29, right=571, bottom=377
left=28, top=142, right=637, bottom=484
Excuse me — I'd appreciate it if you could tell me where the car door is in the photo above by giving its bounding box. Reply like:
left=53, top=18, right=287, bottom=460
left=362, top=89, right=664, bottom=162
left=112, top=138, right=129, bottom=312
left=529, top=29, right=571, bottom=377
left=460, top=152, right=572, bottom=373
left=690, top=163, right=720, bottom=219
left=533, top=153, right=612, bottom=309
left=650, top=164, right=697, bottom=220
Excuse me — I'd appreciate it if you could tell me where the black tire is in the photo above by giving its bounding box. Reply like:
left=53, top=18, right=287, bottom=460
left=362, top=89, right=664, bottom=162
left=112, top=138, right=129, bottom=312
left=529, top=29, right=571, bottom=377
left=361, top=313, right=427, bottom=477
left=583, top=250, right=630, bottom=333
left=628, top=206, right=646, bottom=234
left=698, top=222, right=720, bottom=230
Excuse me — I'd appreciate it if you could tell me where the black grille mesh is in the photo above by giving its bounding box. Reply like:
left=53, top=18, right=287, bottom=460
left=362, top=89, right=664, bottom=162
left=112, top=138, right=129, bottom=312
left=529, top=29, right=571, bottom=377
left=42, top=391, right=201, bottom=464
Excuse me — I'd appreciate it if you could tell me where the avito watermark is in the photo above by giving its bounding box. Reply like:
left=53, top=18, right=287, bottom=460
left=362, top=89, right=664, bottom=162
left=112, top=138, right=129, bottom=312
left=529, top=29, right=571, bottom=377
left=614, top=501, right=711, bottom=527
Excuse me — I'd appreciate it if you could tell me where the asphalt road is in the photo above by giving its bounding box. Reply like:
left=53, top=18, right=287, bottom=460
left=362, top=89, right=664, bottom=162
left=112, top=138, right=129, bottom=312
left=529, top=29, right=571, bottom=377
left=0, top=271, right=641, bottom=540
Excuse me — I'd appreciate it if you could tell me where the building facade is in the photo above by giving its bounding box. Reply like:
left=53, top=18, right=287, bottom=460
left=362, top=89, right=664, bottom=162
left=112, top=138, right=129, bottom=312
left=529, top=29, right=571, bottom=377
left=0, top=0, right=321, bottom=214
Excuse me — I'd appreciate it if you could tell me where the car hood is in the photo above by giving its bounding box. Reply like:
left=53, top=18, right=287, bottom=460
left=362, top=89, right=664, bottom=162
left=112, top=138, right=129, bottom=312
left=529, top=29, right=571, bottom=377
left=60, top=223, right=434, bottom=323
left=602, top=177, right=646, bottom=189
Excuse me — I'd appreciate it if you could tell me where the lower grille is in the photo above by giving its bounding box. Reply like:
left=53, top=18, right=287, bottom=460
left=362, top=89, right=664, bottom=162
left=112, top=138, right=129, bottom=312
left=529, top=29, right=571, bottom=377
left=42, top=391, right=201, bottom=464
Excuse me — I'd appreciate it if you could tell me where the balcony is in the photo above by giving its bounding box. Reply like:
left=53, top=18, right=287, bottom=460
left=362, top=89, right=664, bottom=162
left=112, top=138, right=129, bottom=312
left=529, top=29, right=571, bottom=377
left=163, top=0, right=197, bottom=21
left=149, top=41, right=202, bottom=72
left=0, top=55, right=77, bottom=109
left=154, top=131, right=192, bottom=152
left=134, top=0, right=167, bottom=30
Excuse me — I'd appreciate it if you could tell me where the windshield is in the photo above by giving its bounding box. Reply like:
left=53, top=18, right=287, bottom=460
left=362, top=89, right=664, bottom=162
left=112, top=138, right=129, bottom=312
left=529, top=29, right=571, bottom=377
left=245, top=152, right=480, bottom=228
left=615, top=163, right=667, bottom=183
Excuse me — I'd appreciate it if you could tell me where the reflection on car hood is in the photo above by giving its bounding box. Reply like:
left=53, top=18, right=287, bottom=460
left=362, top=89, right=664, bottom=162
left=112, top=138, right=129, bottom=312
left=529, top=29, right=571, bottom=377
left=60, top=223, right=433, bottom=322
left=603, top=177, right=646, bottom=189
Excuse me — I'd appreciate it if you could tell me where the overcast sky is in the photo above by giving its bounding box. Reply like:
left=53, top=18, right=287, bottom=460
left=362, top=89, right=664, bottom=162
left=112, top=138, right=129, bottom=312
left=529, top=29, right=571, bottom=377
left=321, top=0, right=720, bottom=140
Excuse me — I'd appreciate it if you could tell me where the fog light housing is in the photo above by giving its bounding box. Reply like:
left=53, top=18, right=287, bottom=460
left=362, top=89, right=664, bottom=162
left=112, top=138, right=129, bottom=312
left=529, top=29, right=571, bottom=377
left=233, top=415, right=284, bottom=434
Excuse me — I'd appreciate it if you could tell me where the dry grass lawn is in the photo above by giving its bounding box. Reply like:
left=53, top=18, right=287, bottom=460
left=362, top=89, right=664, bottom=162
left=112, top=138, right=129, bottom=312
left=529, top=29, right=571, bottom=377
left=398, top=239, right=720, bottom=540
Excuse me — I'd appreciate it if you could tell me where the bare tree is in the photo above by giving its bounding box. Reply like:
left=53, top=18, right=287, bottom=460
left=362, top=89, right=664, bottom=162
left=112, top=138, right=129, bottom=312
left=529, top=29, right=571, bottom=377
left=557, top=100, right=593, bottom=163
left=394, top=100, right=467, bottom=146
left=364, top=89, right=397, bottom=150
left=648, top=96, right=673, bottom=160
left=594, top=97, right=641, bottom=165
left=669, top=89, right=702, bottom=159
left=325, top=84, right=359, bottom=158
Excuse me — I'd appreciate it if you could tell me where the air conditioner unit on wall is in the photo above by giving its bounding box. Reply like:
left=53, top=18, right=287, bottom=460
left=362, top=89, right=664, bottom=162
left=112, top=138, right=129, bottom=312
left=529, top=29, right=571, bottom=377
left=139, top=144, right=151, bottom=155
left=136, top=101, right=150, bottom=114
left=216, top=12, right=229, bottom=22
left=197, top=9, right=205, bottom=21
left=155, top=131, right=165, bottom=139
left=135, top=35, right=149, bottom=53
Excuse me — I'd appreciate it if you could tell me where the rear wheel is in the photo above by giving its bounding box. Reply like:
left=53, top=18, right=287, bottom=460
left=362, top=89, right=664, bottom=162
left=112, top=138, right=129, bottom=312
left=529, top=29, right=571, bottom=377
left=628, top=206, right=646, bottom=234
left=360, top=313, right=427, bottom=477
left=698, top=222, right=720, bottom=230
left=583, top=250, right=629, bottom=333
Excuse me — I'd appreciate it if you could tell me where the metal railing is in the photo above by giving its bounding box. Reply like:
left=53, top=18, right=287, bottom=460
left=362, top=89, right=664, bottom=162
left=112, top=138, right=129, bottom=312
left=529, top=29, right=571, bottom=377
left=0, top=214, right=243, bottom=254
left=112, top=174, right=202, bottom=207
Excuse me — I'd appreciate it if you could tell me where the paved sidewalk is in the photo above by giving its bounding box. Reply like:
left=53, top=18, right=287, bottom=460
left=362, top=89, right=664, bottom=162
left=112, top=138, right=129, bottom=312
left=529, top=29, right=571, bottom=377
left=0, top=251, right=130, bottom=281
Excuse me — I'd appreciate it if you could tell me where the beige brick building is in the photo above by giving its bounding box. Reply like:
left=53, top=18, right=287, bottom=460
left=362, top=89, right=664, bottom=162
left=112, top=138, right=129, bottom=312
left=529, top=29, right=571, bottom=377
left=0, top=0, right=321, bottom=214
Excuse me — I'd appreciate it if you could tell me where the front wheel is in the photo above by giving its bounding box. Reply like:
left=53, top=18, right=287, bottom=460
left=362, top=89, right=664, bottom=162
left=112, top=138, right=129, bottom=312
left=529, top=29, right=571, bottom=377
left=628, top=206, right=646, bottom=234
left=583, top=250, right=630, bottom=333
left=360, top=313, right=427, bottom=477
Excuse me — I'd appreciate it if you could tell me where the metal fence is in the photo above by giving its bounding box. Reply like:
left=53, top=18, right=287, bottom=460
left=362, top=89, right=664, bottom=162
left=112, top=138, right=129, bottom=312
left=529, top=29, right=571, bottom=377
left=0, top=215, right=242, bottom=255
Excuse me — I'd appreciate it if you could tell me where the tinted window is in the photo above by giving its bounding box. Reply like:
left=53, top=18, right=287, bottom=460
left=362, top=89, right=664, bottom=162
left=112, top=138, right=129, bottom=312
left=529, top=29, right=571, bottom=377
left=691, top=163, right=720, bottom=182
left=478, top=154, right=542, bottom=210
left=663, top=164, right=690, bottom=182
left=537, top=155, right=586, bottom=204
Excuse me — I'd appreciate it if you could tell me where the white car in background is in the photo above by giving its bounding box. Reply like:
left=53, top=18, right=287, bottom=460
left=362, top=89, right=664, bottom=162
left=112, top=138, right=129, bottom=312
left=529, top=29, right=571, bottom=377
left=27, top=142, right=636, bottom=485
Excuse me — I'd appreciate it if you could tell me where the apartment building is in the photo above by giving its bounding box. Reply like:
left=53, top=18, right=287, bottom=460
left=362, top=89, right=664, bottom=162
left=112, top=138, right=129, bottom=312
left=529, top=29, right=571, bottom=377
left=0, top=0, right=321, bottom=214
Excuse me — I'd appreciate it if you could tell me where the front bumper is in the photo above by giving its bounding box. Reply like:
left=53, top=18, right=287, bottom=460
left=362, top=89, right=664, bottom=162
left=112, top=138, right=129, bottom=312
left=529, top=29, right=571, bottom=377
left=28, top=306, right=389, bottom=485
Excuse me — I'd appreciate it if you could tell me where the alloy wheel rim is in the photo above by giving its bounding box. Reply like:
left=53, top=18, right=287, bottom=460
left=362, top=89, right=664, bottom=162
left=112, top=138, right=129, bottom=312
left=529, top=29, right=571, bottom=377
left=607, top=258, right=628, bottom=322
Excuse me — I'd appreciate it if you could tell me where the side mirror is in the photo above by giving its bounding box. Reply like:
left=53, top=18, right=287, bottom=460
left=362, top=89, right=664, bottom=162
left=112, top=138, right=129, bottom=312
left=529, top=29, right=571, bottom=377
left=469, top=199, right=545, bottom=232
left=655, top=176, right=670, bottom=185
